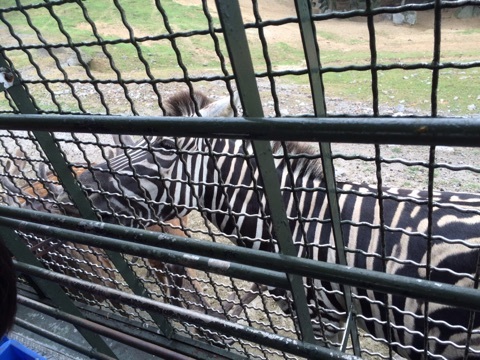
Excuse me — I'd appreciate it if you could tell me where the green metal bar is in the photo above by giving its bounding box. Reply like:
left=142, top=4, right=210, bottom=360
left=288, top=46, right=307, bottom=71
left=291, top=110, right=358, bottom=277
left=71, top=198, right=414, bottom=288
left=16, top=261, right=361, bottom=360
left=18, top=296, right=196, bottom=360
left=294, top=0, right=326, bottom=117
left=0, top=59, right=174, bottom=337
left=15, top=318, right=117, bottom=360
left=0, top=225, right=117, bottom=358
left=3, top=206, right=480, bottom=313
left=293, top=0, right=362, bottom=354
left=215, top=0, right=316, bottom=344
left=0, top=64, right=86, bottom=219
left=0, top=114, right=479, bottom=146
left=0, top=57, right=174, bottom=338
left=0, top=215, right=288, bottom=289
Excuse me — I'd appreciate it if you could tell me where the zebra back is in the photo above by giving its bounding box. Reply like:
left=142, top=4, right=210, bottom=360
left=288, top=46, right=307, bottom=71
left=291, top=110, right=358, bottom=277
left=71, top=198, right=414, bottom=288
left=152, top=126, right=480, bottom=359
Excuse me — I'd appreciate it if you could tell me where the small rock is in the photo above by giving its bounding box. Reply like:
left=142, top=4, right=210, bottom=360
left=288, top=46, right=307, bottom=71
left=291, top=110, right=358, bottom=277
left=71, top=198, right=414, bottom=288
left=392, top=13, right=404, bottom=25
left=393, top=11, right=416, bottom=25
left=467, top=104, right=476, bottom=111
left=455, top=6, right=475, bottom=19
left=404, top=11, right=417, bottom=25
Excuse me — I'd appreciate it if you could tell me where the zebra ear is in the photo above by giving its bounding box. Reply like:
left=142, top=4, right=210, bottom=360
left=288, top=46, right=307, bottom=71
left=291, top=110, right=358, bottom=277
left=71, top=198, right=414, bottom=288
left=0, top=67, right=14, bottom=90
left=1, top=159, right=20, bottom=196
left=199, top=91, right=240, bottom=118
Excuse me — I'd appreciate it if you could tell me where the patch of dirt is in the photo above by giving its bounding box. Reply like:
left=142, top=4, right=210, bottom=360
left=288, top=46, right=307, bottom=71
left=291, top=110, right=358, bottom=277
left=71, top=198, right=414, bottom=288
left=174, top=1, right=480, bottom=55
left=76, top=22, right=153, bottom=41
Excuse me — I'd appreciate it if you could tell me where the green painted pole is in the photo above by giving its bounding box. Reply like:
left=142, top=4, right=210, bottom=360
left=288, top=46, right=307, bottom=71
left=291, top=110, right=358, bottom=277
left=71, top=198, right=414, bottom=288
left=215, top=0, right=317, bottom=344
left=0, top=57, right=174, bottom=338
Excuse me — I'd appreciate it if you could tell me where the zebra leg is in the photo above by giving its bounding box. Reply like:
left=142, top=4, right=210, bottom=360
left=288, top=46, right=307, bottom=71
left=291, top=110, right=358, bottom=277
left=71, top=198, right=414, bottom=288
left=54, top=242, right=123, bottom=310
left=152, top=218, right=266, bottom=321
left=223, top=283, right=268, bottom=318
left=147, top=221, right=187, bottom=306
left=147, top=220, right=222, bottom=317
left=147, top=220, right=237, bottom=345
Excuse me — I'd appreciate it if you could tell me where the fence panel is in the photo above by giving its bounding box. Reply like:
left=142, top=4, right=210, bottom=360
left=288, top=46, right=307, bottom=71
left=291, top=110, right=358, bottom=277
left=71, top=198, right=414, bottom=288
left=1, top=0, right=480, bottom=359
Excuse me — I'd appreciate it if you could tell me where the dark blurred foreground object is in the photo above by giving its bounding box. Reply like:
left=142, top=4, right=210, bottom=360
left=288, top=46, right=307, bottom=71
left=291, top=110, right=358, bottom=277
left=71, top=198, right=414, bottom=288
left=0, top=239, right=17, bottom=336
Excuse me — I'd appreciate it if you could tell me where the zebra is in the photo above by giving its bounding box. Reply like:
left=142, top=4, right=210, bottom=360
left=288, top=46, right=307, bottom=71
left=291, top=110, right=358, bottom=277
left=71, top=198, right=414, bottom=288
left=151, top=134, right=480, bottom=359
left=56, top=90, right=480, bottom=359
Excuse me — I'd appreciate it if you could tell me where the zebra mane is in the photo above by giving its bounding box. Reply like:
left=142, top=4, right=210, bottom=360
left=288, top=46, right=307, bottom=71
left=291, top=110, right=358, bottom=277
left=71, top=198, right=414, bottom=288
left=165, top=90, right=212, bottom=116
left=162, top=91, right=323, bottom=179
left=271, top=141, right=323, bottom=179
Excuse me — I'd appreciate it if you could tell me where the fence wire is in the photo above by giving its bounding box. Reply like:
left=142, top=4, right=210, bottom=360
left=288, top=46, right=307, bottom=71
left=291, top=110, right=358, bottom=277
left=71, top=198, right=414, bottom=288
left=1, top=0, right=480, bottom=360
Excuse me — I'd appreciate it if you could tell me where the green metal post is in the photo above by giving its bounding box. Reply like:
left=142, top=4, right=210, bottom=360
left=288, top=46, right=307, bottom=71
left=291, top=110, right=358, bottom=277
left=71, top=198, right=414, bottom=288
left=215, top=0, right=316, bottom=345
left=0, top=225, right=118, bottom=358
left=294, top=0, right=362, bottom=353
left=0, top=56, right=174, bottom=338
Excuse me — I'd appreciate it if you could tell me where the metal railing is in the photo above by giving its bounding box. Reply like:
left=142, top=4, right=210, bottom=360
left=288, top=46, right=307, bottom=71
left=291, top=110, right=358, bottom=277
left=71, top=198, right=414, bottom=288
left=1, top=0, right=480, bottom=359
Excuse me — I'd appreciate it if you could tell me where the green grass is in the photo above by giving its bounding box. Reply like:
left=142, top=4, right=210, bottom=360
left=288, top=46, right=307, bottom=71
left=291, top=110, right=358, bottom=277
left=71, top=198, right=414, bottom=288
left=390, top=147, right=403, bottom=155
left=2, top=1, right=479, bottom=116
left=3, top=0, right=210, bottom=41
left=322, top=67, right=480, bottom=114
left=463, top=182, right=480, bottom=192
left=460, top=28, right=480, bottom=35
left=317, top=30, right=341, bottom=42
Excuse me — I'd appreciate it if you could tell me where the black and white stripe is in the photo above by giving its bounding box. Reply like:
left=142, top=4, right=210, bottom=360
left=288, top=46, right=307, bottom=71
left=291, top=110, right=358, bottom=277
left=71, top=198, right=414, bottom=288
left=60, top=91, right=480, bottom=359
left=151, top=134, right=480, bottom=359
left=61, top=92, right=215, bottom=226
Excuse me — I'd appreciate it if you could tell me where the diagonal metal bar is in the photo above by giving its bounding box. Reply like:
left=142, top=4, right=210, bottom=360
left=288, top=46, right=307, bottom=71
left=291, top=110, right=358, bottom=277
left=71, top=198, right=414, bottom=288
left=0, top=56, right=174, bottom=338
left=215, top=0, right=316, bottom=344
left=0, top=225, right=117, bottom=358
left=0, top=63, right=118, bottom=358
left=294, top=0, right=361, bottom=353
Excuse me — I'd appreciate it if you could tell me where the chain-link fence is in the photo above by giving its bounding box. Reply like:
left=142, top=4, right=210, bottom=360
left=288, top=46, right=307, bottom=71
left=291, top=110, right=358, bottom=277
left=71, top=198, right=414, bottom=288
left=1, top=0, right=480, bottom=359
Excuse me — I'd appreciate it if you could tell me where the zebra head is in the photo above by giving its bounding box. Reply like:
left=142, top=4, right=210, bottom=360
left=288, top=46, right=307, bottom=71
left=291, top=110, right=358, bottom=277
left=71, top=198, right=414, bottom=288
left=163, top=89, right=240, bottom=118
left=55, top=90, right=240, bottom=225
left=151, top=91, right=241, bottom=222
left=154, top=89, right=240, bottom=166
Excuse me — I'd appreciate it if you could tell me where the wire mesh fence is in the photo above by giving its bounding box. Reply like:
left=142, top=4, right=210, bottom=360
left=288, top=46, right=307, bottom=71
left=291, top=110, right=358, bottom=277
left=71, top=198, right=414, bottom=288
left=1, top=0, right=480, bottom=359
